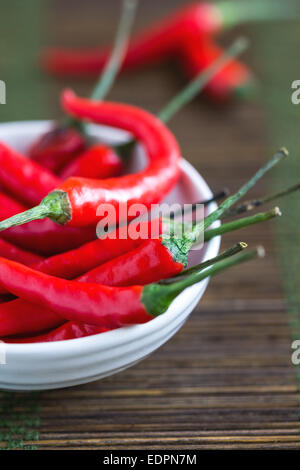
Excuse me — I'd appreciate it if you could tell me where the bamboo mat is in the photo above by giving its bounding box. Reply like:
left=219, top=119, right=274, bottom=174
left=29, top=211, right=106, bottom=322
left=0, top=0, right=299, bottom=450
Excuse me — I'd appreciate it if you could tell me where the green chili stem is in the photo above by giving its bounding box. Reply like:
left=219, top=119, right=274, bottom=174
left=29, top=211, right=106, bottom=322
left=0, top=206, right=51, bottom=231
left=219, top=0, right=298, bottom=29
left=142, top=246, right=264, bottom=316
left=204, top=207, right=281, bottom=242
left=160, top=242, right=247, bottom=284
left=158, top=37, right=249, bottom=123
left=202, top=148, right=288, bottom=231
left=90, top=0, right=137, bottom=100
left=0, top=190, right=71, bottom=231
left=161, top=206, right=279, bottom=266
left=224, top=182, right=300, bottom=218
left=168, top=247, right=264, bottom=295
left=69, top=0, right=137, bottom=133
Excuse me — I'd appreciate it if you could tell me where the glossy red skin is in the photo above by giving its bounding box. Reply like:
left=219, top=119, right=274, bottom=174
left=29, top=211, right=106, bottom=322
left=31, top=219, right=161, bottom=279
left=0, top=142, right=60, bottom=206
left=80, top=238, right=183, bottom=286
left=29, top=125, right=86, bottom=173
left=0, top=238, right=43, bottom=266
left=0, top=220, right=163, bottom=335
left=180, top=37, right=252, bottom=102
left=0, top=190, right=96, bottom=256
left=0, top=219, right=166, bottom=336
left=42, top=3, right=222, bottom=76
left=0, top=301, right=65, bottom=337
left=60, top=144, right=123, bottom=180
left=0, top=237, right=44, bottom=296
left=60, top=90, right=181, bottom=227
left=0, top=190, right=27, bottom=216
left=0, top=257, right=152, bottom=328
left=2, top=220, right=96, bottom=256
left=4, top=322, right=110, bottom=343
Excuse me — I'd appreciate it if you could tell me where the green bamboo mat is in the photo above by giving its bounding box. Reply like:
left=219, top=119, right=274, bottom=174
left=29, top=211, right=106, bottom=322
left=0, top=393, right=41, bottom=450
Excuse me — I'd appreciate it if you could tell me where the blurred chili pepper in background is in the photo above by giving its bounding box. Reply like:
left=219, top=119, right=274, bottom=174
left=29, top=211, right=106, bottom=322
left=42, top=0, right=294, bottom=101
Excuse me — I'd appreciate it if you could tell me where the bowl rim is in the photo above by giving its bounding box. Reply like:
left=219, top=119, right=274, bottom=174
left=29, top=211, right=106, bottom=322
left=0, top=120, right=220, bottom=354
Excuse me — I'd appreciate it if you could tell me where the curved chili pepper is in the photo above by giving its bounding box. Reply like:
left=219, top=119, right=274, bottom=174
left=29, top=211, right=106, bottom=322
left=59, top=143, right=124, bottom=180
left=0, top=91, right=181, bottom=230
left=0, top=142, right=60, bottom=206
left=4, top=322, right=110, bottom=343
left=180, top=37, right=253, bottom=102
left=59, top=91, right=181, bottom=226
left=0, top=246, right=260, bottom=331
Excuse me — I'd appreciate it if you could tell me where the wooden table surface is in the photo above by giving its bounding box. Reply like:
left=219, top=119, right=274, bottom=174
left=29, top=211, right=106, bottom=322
left=0, top=0, right=299, bottom=450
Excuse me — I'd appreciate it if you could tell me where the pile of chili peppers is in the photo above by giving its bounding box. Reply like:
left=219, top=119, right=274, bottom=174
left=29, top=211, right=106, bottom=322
left=0, top=1, right=297, bottom=344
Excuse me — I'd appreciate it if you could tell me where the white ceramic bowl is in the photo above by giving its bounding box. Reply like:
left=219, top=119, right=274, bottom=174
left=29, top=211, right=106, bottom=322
left=0, top=121, right=220, bottom=391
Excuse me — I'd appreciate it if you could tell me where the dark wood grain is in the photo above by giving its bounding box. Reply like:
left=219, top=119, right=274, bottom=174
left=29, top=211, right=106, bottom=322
left=1, top=0, right=299, bottom=450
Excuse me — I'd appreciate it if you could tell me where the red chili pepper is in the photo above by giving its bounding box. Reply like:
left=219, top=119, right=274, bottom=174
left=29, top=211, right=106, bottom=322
left=0, top=246, right=260, bottom=332
left=179, top=37, right=253, bottom=102
left=0, top=238, right=43, bottom=266
left=42, top=3, right=223, bottom=77
left=80, top=238, right=184, bottom=287
left=4, top=322, right=110, bottom=343
left=28, top=125, right=86, bottom=173
left=59, top=143, right=124, bottom=180
left=0, top=142, right=60, bottom=206
left=33, top=218, right=161, bottom=277
left=0, top=258, right=152, bottom=328
left=0, top=91, right=181, bottom=230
